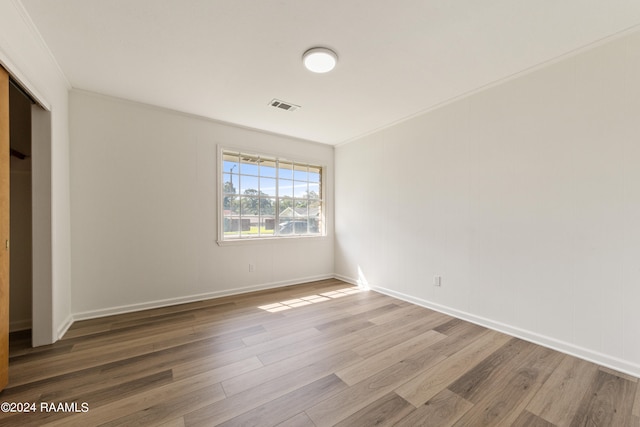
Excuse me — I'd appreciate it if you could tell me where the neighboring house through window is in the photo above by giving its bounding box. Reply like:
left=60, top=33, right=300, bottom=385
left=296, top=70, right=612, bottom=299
left=220, top=149, right=324, bottom=241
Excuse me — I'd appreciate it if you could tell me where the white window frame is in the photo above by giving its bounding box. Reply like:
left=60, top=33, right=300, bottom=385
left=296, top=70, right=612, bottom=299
left=217, top=146, right=326, bottom=245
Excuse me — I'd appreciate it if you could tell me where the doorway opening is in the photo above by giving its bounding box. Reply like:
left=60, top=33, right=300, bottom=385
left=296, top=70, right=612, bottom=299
left=8, top=79, right=34, bottom=348
left=5, top=73, right=53, bottom=350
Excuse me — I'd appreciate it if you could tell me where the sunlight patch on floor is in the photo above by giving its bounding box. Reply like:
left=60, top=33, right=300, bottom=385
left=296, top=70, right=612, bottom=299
left=258, top=287, right=362, bottom=313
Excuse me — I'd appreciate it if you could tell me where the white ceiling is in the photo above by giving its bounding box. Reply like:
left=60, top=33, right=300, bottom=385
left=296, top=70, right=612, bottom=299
left=20, top=0, right=640, bottom=145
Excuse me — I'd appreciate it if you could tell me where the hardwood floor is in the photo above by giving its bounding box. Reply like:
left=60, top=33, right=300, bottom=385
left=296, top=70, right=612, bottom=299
left=0, top=278, right=638, bottom=426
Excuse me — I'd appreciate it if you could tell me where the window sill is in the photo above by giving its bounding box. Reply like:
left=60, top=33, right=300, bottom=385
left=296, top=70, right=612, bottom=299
left=216, top=235, right=327, bottom=246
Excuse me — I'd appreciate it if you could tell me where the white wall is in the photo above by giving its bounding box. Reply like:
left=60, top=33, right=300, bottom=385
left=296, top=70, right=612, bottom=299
left=69, top=91, right=334, bottom=318
left=336, top=30, right=640, bottom=376
left=0, top=0, right=72, bottom=345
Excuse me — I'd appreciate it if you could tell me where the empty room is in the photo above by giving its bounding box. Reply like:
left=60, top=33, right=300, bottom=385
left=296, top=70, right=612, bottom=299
left=1, top=0, right=640, bottom=425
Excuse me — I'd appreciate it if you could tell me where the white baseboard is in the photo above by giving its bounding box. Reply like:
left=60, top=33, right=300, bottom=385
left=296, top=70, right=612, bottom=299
left=70, top=274, right=334, bottom=323
left=336, top=274, right=640, bottom=379
left=10, top=318, right=32, bottom=333
left=334, top=273, right=359, bottom=286
left=57, top=314, right=74, bottom=340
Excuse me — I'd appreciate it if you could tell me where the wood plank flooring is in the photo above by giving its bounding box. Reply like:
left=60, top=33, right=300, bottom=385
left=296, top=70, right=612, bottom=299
left=0, top=278, right=638, bottom=426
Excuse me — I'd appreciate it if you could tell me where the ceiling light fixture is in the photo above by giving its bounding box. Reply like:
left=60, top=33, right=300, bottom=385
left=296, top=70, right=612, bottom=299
left=303, top=47, right=338, bottom=73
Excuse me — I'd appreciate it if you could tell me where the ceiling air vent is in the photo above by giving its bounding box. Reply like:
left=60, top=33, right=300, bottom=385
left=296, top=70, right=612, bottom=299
left=269, top=98, right=301, bottom=112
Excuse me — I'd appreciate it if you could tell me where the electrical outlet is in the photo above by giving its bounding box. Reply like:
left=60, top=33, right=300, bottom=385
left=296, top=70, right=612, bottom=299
left=434, top=276, right=442, bottom=287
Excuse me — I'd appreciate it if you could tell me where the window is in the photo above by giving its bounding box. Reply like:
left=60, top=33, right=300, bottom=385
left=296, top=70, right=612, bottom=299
left=220, top=149, right=324, bottom=241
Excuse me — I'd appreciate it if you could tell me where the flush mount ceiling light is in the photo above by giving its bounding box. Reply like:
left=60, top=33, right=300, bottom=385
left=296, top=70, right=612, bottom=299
left=303, top=47, right=338, bottom=73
